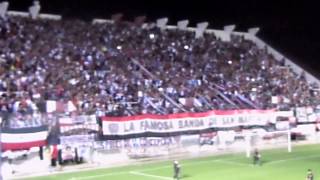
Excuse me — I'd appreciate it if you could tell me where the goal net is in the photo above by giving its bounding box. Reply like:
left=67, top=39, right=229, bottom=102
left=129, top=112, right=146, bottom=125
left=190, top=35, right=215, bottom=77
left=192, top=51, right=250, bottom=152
left=244, top=129, right=292, bottom=158
left=210, top=127, right=292, bottom=158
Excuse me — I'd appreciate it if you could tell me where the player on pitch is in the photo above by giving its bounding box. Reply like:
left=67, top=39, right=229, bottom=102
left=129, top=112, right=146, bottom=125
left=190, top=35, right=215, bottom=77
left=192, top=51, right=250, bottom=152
left=173, top=160, right=181, bottom=180
left=253, top=148, right=261, bottom=166
left=306, top=169, right=314, bottom=180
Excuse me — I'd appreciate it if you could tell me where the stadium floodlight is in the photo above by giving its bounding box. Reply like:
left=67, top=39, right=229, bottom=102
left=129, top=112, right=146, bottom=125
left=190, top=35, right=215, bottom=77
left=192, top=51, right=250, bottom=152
left=0, top=1, right=9, bottom=19
left=248, top=27, right=260, bottom=36
left=134, top=15, right=147, bottom=26
left=177, top=19, right=189, bottom=30
left=195, top=22, right=209, bottom=38
left=156, top=17, right=168, bottom=30
left=223, top=24, right=236, bottom=33
left=111, top=13, right=123, bottom=23
left=29, top=0, right=40, bottom=20
left=149, top=33, right=155, bottom=39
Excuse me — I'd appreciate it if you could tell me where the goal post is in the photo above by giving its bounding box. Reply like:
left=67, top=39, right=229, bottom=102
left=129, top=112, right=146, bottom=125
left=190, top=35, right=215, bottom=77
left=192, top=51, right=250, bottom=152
left=287, top=127, right=292, bottom=153
left=245, top=128, right=292, bottom=158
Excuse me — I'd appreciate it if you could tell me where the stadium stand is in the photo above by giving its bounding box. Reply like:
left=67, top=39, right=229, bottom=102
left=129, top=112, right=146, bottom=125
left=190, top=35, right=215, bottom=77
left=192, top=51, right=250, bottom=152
left=0, top=13, right=320, bottom=127
left=1, top=2, right=320, bottom=179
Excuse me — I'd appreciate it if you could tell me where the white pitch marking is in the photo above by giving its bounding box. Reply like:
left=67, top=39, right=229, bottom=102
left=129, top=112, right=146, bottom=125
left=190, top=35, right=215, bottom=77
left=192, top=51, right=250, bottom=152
left=139, top=165, right=172, bottom=172
left=140, top=157, right=250, bottom=173
left=130, top=171, right=172, bottom=180
left=68, top=171, right=128, bottom=180
left=265, top=154, right=320, bottom=165
left=214, top=159, right=250, bottom=167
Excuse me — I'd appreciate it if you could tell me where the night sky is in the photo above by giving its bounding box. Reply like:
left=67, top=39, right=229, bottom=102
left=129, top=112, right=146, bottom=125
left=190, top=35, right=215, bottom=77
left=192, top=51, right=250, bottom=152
left=5, top=0, right=320, bottom=77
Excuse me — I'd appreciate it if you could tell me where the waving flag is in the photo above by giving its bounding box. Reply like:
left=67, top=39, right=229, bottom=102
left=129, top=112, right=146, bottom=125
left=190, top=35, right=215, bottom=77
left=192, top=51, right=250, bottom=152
left=1, top=126, right=48, bottom=151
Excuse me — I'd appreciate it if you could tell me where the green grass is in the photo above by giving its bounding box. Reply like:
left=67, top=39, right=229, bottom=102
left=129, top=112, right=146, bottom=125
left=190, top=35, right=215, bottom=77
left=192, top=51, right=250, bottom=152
left=21, top=144, right=320, bottom=180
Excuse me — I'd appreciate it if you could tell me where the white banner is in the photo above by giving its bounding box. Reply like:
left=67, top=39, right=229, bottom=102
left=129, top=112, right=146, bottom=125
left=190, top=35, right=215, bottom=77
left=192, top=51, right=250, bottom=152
left=102, top=110, right=277, bottom=135
left=95, top=137, right=179, bottom=150
left=59, top=115, right=97, bottom=125
left=59, top=115, right=99, bottom=135
left=296, top=107, right=316, bottom=122
left=60, top=135, right=95, bottom=145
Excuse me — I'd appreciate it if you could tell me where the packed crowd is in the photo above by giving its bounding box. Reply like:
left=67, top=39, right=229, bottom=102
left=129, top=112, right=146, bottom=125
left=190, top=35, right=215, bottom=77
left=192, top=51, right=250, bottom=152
left=0, top=15, right=319, bottom=127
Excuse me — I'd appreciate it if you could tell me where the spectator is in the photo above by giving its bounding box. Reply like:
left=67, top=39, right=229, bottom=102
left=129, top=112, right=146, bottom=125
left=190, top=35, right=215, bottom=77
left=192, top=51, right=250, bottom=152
left=0, top=14, right=318, bottom=126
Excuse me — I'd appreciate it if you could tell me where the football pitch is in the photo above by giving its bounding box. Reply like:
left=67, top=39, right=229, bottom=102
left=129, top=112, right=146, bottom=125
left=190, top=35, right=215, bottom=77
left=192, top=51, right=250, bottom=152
left=21, top=144, right=320, bottom=180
